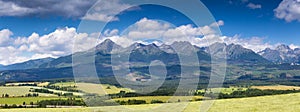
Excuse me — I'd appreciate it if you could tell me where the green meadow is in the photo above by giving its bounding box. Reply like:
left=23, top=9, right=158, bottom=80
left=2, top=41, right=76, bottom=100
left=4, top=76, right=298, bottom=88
left=1, top=92, right=300, bottom=112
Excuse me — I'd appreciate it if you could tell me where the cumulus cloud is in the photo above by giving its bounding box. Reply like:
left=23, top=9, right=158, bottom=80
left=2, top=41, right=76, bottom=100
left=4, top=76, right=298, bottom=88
left=81, top=0, right=133, bottom=22
left=274, top=0, right=300, bottom=22
left=222, top=36, right=273, bottom=52
left=0, top=28, right=99, bottom=65
left=104, top=18, right=280, bottom=52
left=247, top=3, right=262, bottom=9
left=0, top=29, right=13, bottom=46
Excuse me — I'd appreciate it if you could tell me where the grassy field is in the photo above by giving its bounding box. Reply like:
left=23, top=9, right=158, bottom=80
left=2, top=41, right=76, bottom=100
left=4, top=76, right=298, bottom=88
left=1, top=93, right=300, bottom=112
left=75, top=83, right=134, bottom=95
left=0, top=97, right=63, bottom=105
left=0, top=82, right=133, bottom=98
left=0, top=86, right=56, bottom=97
left=50, top=82, right=76, bottom=87
left=251, top=85, right=300, bottom=90
left=50, top=82, right=134, bottom=95
left=112, top=96, right=203, bottom=103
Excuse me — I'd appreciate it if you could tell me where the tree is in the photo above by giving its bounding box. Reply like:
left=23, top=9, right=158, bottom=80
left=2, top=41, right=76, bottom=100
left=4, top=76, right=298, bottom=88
left=30, top=101, right=34, bottom=107
left=23, top=102, right=26, bottom=106
left=5, top=94, right=9, bottom=98
left=11, top=104, right=17, bottom=108
left=4, top=104, right=8, bottom=108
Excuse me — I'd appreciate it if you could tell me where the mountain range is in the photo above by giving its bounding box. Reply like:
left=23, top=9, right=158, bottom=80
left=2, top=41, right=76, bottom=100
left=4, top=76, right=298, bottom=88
left=2, top=39, right=300, bottom=72
left=259, top=44, right=300, bottom=64
left=1, top=39, right=300, bottom=81
left=0, top=39, right=273, bottom=71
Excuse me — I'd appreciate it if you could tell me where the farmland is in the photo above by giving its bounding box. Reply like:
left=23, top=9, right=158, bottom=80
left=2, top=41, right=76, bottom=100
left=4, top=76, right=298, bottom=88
left=251, top=85, right=300, bottom=90
left=0, top=97, right=63, bottom=105
left=0, top=92, right=300, bottom=112
left=0, top=86, right=56, bottom=97
left=76, top=83, right=134, bottom=95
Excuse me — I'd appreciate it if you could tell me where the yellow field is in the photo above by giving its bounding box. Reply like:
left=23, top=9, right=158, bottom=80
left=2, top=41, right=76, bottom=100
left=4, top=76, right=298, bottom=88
left=1, top=93, right=300, bottom=112
left=112, top=96, right=203, bottom=103
left=0, top=86, right=85, bottom=97
left=251, top=85, right=300, bottom=90
left=75, top=83, right=134, bottom=95
left=0, top=86, right=56, bottom=97
left=37, top=82, right=50, bottom=87
left=50, top=82, right=76, bottom=87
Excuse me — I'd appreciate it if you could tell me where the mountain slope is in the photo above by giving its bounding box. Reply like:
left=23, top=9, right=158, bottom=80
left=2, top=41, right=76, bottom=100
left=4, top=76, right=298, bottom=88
left=204, top=43, right=271, bottom=64
left=0, top=57, right=54, bottom=71
left=259, top=44, right=299, bottom=64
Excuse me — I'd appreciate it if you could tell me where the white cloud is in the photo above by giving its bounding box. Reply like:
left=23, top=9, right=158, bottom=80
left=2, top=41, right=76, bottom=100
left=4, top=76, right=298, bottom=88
left=247, top=3, right=262, bottom=9
left=0, top=29, right=13, bottom=46
left=82, top=0, right=132, bottom=22
left=0, top=27, right=99, bottom=65
left=274, top=0, right=300, bottom=22
left=112, top=18, right=278, bottom=52
left=222, top=36, right=273, bottom=52
left=119, top=18, right=223, bottom=45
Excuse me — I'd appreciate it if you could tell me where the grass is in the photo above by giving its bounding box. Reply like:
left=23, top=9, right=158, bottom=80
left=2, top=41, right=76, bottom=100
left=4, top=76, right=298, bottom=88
left=112, top=96, right=203, bottom=103
left=251, top=85, right=300, bottom=90
left=1, top=93, right=300, bottom=112
left=50, top=82, right=134, bottom=95
left=50, top=82, right=76, bottom=87
left=0, top=86, right=83, bottom=97
left=37, top=82, right=50, bottom=87
left=197, top=87, right=248, bottom=94
left=75, top=83, right=134, bottom=95
left=0, top=86, right=56, bottom=97
left=0, top=97, right=63, bottom=105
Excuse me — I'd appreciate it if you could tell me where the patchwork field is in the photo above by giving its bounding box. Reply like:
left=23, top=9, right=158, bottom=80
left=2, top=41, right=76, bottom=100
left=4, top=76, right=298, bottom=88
left=1, top=92, right=300, bottom=112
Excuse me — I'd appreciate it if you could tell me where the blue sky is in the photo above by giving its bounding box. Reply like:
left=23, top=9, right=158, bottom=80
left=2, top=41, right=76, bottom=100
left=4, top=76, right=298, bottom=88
left=0, top=0, right=299, bottom=44
left=0, top=0, right=300, bottom=65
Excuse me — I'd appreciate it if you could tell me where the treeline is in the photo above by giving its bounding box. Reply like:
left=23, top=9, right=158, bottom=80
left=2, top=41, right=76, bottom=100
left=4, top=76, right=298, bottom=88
left=45, top=85, right=81, bottom=92
left=109, top=89, right=176, bottom=99
left=194, top=88, right=300, bottom=99
left=0, top=98, right=85, bottom=108
left=217, top=89, right=300, bottom=99
left=1, top=93, right=39, bottom=98
left=115, top=99, right=146, bottom=105
left=115, top=99, right=165, bottom=105
left=37, top=98, right=85, bottom=108
left=30, top=89, right=74, bottom=97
